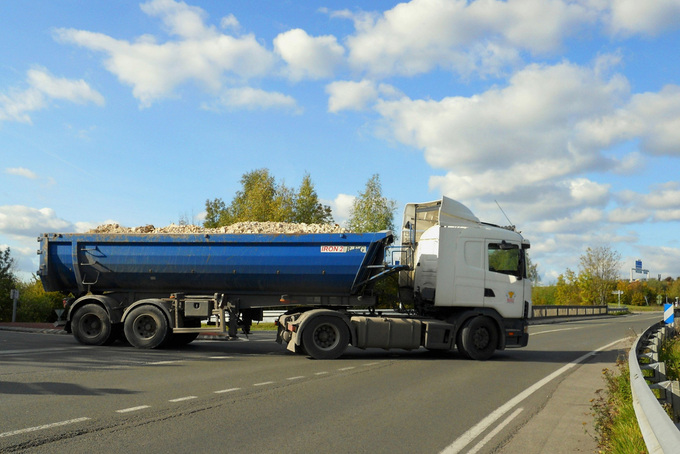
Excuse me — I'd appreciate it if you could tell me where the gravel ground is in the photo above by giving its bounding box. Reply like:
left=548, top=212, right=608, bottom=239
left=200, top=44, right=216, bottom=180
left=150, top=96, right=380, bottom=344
left=87, top=222, right=349, bottom=234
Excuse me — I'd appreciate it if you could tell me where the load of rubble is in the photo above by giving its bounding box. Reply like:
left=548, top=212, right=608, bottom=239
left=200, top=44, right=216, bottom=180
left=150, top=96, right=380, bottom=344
left=87, top=222, right=349, bottom=234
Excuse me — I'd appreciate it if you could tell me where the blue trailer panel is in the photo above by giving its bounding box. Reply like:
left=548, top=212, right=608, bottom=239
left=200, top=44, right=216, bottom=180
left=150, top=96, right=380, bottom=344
left=38, top=232, right=392, bottom=297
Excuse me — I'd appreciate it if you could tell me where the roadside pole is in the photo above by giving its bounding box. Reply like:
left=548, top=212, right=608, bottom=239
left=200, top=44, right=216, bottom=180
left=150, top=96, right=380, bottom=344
left=10, top=289, right=19, bottom=322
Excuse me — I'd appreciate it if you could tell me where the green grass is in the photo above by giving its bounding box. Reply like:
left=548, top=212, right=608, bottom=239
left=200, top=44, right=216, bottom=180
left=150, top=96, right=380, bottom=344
left=624, top=305, right=665, bottom=312
left=660, top=332, right=680, bottom=381
left=591, top=360, right=648, bottom=454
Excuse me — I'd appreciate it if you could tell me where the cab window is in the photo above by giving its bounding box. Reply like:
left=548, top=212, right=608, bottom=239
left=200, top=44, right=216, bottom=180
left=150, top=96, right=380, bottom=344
left=488, top=243, right=523, bottom=278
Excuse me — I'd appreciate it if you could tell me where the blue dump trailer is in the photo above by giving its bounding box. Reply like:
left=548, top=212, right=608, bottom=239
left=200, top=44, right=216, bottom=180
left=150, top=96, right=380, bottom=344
left=38, top=197, right=531, bottom=359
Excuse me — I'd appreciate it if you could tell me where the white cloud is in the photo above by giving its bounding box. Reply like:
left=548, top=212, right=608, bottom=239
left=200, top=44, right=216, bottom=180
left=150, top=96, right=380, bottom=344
left=0, top=68, right=103, bottom=123
left=326, top=79, right=403, bottom=112
left=326, top=80, right=378, bottom=112
left=206, top=87, right=299, bottom=112
left=273, top=29, right=345, bottom=81
left=322, top=194, right=356, bottom=225
left=605, top=0, right=680, bottom=36
left=343, top=0, right=594, bottom=77
left=0, top=206, right=74, bottom=237
left=26, top=68, right=104, bottom=105
left=55, top=0, right=275, bottom=108
left=5, top=167, right=38, bottom=179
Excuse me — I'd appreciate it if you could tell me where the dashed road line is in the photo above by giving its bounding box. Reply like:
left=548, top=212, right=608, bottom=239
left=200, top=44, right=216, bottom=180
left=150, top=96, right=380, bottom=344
left=253, top=381, right=275, bottom=386
left=287, top=376, right=305, bottom=380
left=314, top=371, right=328, bottom=375
left=116, top=405, right=150, bottom=413
left=214, top=387, right=241, bottom=394
left=169, top=396, right=197, bottom=402
left=338, top=367, right=355, bottom=371
left=0, top=417, right=90, bottom=438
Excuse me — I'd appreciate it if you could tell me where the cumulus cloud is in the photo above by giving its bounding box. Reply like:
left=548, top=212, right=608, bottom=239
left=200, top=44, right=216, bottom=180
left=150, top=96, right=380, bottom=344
left=0, top=206, right=75, bottom=238
left=0, top=68, right=104, bottom=123
left=321, top=194, right=356, bottom=225
left=205, top=87, right=299, bottom=112
left=54, top=0, right=276, bottom=108
left=326, top=80, right=402, bottom=112
left=604, top=0, right=680, bottom=36
left=341, top=0, right=594, bottom=77
left=273, top=29, right=345, bottom=81
left=5, top=168, right=39, bottom=179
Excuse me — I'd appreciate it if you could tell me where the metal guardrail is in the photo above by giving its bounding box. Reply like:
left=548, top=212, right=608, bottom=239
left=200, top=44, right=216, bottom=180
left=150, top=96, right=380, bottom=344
left=263, top=306, right=628, bottom=322
left=532, top=305, right=626, bottom=318
left=629, top=319, right=680, bottom=452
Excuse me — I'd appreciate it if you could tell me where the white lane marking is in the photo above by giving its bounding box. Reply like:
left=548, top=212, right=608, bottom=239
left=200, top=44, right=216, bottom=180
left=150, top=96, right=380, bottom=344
left=116, top=405, right=150, bottom=413
left=314, top=372, right=328, bottom=375
left=440, top=338, right=625, bottom=454
left=214, top=388, right=241, bottom=394
left=287, top=376, right=305, bottom=380
left=363, top=362, right=381, bottom=366
left=146, top=360, right=184, bottom=365
left=0, top=417, right=90, bottom=438
left=169, top=396, right=197, bottom=402
left=531, top=326, right=592, bottom=336
left=253, top=381, right=274, bottom=386
left=209, top=356, right=234, bottom=359
left=466, top=408, right=523, bottom=454
left=338, top=367, right=355, bottom=371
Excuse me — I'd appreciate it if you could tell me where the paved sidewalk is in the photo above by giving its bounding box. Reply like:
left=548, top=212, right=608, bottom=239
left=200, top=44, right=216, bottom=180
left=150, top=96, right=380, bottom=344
left=496, top=342, right=629, bottom=454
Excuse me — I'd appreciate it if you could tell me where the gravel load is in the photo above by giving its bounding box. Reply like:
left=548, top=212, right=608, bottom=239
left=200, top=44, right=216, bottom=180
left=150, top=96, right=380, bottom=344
left=87, top=222, right=349, bottom=234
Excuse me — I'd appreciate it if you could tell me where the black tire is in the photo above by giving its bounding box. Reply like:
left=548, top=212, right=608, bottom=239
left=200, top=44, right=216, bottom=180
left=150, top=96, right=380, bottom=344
left=71, top=304, right=113, bottom=346
left=301, top=316, right=349, bottom=359
left=124, top=305, right=170, bottom=349
left=459, top=316, right=498, bottom=361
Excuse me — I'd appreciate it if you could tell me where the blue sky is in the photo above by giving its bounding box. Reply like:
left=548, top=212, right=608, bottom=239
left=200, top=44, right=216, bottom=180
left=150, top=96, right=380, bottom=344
left=2, top=0, right=680, bottom=284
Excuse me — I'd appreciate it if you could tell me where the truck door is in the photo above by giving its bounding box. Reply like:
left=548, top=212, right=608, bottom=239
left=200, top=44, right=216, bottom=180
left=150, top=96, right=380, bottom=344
left=484, top=241, right=524, bottom=318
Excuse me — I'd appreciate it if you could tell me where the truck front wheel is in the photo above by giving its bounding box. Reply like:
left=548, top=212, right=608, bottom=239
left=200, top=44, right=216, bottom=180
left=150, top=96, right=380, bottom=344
left=72, top=304, right=114, bottom=346
left=301, top=316, right=349, bottom=360
left=124, top=306, right=170, bottom=349
left=459, top=316, right=498, bottom=361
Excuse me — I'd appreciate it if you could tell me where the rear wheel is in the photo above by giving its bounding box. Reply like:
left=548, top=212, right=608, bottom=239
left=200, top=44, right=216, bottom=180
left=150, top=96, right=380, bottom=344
left=71, top=304, right=114, bottom=346
left=459, top=316, right=498, bottom=361
left=301, top=316, right=349, bottom=359
left=124, top=306, right=170, bottom=349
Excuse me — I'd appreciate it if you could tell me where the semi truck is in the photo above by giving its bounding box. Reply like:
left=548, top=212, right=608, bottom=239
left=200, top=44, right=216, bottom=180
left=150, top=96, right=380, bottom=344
left=37, top=196, right=531, bottom=360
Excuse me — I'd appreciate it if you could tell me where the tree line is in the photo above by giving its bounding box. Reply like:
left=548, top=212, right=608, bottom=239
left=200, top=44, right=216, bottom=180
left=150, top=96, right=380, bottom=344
left=0, top=248, right=63, bottom=323
left=533, top=245, right=680, bottom=306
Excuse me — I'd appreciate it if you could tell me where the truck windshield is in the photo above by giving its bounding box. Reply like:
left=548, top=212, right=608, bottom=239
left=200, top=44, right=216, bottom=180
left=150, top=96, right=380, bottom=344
left=488, top=243, right=523, bottom=279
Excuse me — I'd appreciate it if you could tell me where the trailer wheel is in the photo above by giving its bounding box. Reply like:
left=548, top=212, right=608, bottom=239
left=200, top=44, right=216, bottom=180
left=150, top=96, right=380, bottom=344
left=459, top=316, right=497, bottom=361
left=301, top=316, right=349, bottom=360
left=72, top=304, right=114, bottom=346
left=124, top=306, right=170, bottom=349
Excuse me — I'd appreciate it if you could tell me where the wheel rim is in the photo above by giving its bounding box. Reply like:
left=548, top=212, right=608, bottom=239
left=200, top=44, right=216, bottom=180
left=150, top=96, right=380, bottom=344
left=312, top=323, right=340, bottom=351
left=80, top=314, right=102, bottom=338
left=472, top=327, right=490, bottom=350
left=133, top=315, right=158, bottom=339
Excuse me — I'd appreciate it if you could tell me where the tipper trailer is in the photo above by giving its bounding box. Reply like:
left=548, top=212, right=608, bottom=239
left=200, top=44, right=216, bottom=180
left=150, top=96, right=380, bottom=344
left=38, top=197, right=531, bottom=360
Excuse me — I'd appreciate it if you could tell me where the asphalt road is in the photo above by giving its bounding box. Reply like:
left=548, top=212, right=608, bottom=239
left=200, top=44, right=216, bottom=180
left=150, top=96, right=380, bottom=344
left=0, top=313, right=662, bottom=453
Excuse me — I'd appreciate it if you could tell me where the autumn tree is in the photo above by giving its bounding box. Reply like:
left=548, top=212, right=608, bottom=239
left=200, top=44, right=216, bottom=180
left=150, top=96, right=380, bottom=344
left=578, top=246, right=622, bottom=305
left=347, top=174, right=397, bottom=233
left=0, top=248, right=17, bottom=322
left=293, top=172, right=333, bottom=224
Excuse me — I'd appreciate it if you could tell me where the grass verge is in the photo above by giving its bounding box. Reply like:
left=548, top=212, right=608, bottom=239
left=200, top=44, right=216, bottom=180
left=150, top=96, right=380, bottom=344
left=660, top=331, right=680, bottom=381
left=591, top=359, right=648, bottom=454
